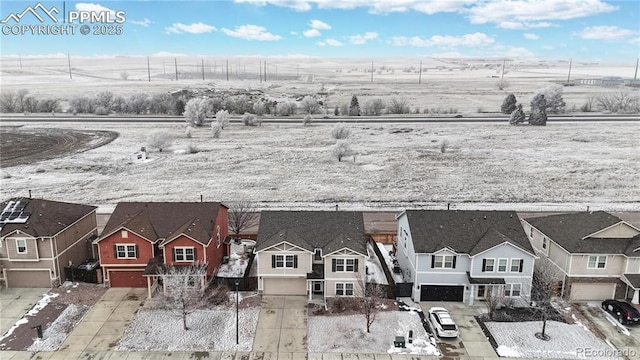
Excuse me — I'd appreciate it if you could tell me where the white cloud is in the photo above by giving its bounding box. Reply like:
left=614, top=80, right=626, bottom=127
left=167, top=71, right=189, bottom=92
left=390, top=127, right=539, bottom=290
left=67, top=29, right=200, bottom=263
left=317, top=38, right=343, bottom=47
left=165, top=22, right=216, bottom=34
left=349, top=32, right=378, bottom=45
left=234, top=0, right=312, bottom=11
left=391, top=33, right=495, bottom=48
left=130, top=18, right=152, bottom=27
left=233, top=0, right=474, bottom=14
left=497, top=21, right=553, bottom=30
left=468, top=0, right=617, bottom=29
left=290, top=31, right=298, bottom=35
left=74, top=3, right=116, bottom=16
left=577, top=25, right=636, bottom=40
left=153, top=51, right=188, bottom=57
left=524, top=33, right=539, bottom=40
left=222, top=25, right=282, bottom=41
left=309, top=19, right=331, bottom=30
left=303, top=29, right=321, bottom=37
left=504, top=47, right=535, bottom=58
left=631, top=37, right=640, bottom=44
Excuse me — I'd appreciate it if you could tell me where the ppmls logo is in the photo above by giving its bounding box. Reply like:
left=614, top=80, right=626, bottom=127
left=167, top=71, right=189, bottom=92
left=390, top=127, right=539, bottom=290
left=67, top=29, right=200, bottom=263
left=1, top=2, right=59, bottom=24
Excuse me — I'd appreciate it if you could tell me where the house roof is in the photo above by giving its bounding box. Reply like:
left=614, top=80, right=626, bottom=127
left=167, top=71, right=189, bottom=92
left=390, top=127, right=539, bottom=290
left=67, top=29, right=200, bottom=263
left=0, top=198, right=96, bottom=238
left=98, top=202, right=222, bottom=245
left=525, top=211, right=640, bottom=255
left=623, top=274, right=640, bottom=289
left=404, top=210, right=534, bottom=256
left=255, top=211, right=367, bottom=255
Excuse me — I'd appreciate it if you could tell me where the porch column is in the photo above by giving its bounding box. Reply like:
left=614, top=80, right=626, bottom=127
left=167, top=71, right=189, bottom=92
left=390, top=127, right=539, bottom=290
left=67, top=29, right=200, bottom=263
left=632, top=289, right=639, bottom=305
left=308, top=281, right=312, bottom=301
left=147, top=277, right=152, bottom=299
left=468, top=285, right=475, bottom=306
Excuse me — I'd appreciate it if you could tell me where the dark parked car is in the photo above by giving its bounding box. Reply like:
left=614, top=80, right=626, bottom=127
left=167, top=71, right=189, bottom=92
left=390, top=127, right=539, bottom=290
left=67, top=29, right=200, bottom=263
left=601, top=299, right=640, bottom=325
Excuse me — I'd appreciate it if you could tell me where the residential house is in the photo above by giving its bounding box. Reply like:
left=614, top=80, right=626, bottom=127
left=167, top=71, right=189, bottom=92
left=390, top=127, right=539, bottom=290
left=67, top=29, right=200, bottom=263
left=395, top=210, right=536, bottom=305
left=522, top=211, right=640, bottom=303
left=94, top=202, right=228, bottom=296
left=0, top=198, right=97, bottom=288
left=255, top=211, right=368, bottom=301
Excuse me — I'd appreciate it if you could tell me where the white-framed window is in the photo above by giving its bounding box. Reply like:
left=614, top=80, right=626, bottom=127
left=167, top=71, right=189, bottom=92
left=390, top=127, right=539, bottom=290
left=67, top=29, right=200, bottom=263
left=505, top=283, right=521, bottom=297
left=529, top=227, right=533, bottom=238
left=587, top=255, right=606, bottom=269
left=433, top=254, right=455, bottom=269
left=336, top=282, right=354, bottom=296
left=483, top=258, right=495, bottom=272
left=334, top=258, right=357, bottom=272
left=542, top=237, right=548, bottom=250
left=174, top=247, right=195, bottom=262
left=273, top=254, right=297, bottom=269
left=16, top=239, right=27, bottom=254
left=121, top=230, right=128, bottom=238
left=115, top=244, right=136, bottom=259
left=510, top=259, right=522, bottom=272
left=216, top=225, right=221, bottom=247
left=497, top=258, right=508, bottom=272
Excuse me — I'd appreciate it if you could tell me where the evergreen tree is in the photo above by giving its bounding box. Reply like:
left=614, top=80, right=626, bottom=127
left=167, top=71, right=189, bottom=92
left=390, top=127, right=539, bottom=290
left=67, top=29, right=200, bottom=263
left=348, top=95, right=360, bottom=116
left=501, top=93, right=517, bottom=114
left=529, top=94, right=547, bottom=126
left=509, top=104, right=526, bottom=125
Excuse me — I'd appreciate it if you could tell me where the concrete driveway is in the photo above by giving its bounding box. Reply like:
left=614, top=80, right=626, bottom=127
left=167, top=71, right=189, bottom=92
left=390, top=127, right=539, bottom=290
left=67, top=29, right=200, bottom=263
left=0, top=287, right=51, bottom=336
left=421, top=301, right=497, bottom=359
left=253, top=295, right=308, bottom=357
left=575, top=302, right=640, bottom=359
left=58, top=287, right=146, bottom=353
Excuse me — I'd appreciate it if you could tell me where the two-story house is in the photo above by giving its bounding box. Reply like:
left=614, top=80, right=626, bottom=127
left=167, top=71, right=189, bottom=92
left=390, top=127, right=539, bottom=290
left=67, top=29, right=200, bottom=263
left=522, top=211, right=640, bottom=303
left=255, top=211, right=368, bottom=301
left=0, top=198, right=97, bottom=288
left=94, top=202, right=228, bottom=296
left=395, top=210, right=536, bottom=305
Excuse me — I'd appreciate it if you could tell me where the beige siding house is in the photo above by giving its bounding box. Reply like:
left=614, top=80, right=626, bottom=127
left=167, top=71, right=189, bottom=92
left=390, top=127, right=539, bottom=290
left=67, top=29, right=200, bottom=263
left=522, top=212, right=640, bottom=303
left=255, top=211, right=368, bottom=301
left=0, top=198, right=98, bottom=288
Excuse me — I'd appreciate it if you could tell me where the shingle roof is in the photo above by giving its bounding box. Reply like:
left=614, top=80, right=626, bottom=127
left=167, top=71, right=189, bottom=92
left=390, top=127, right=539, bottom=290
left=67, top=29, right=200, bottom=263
left=405, top=210, right=533, bottom=256
left=255, top=211, right=367, bottom=255
left=0, top=198, right=96, bottom=238
left=525, top=211, right=640, bottom=254
left=99, top=202, right=222, bottom=245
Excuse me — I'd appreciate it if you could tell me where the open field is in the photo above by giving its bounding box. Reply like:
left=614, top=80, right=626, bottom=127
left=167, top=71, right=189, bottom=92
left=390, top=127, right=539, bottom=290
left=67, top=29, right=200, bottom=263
left=0, top=120, right=637, bottom=208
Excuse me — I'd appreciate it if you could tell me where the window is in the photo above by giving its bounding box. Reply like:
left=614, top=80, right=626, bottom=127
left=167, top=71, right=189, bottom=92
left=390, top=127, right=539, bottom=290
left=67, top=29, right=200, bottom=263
left=587, top=255, right=606, bottom=269
left=336, top=282, right=354, bottom=296
left=314, top=249, right=322, bottom=261
left=121, top=230, right=128, bottom=238
left=497, top=259, right=508, bottom=272
left=542, top=237, right=548, bottom=250
left=175, top=247, right=195, bottom=262
left=272, top=254, right=297, bottom=269
left=16, top=239, right=27, bottom=254
left=505, top=283, right=521, bottom=297
left=115, top=244, right=136, bottom=259
left=511, top=259, right=523, bottom=273
left=216, top=226, right=221, bottom=247
left=433, top=255, right=455, bottom=269
left=482, top=258, right=495, bottom=272
left=334, top=258, right=358, bottom=272
left=529, top=227, right=533, bottom=238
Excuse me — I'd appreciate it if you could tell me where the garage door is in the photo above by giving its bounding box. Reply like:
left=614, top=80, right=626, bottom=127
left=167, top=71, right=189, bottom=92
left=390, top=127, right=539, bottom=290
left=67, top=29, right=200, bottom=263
left=263, top=278, right=306, bottom=295
left=6, top=270, right=52, bottom=288
left=421, top=285, right=464, bottom=302
left=570, top=283, right=615, bottom=301
left=109, top=270, right=147, bottom=287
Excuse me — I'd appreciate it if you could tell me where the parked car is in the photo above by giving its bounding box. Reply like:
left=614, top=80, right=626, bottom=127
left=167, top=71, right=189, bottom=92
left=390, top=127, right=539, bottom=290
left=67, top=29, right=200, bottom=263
left=428, top=307, right=459, bottom=338
left=601, top=299, right=640, bottom=325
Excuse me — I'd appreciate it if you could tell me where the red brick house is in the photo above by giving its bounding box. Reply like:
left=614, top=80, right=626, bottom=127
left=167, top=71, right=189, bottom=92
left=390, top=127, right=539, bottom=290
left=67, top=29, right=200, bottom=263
left=94, top=202, right=228, bottom=294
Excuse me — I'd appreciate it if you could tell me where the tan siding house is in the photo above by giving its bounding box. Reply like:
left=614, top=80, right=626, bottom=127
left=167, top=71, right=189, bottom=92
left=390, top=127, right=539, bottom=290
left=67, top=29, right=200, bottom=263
left=0, top=198, right=97, bottom=288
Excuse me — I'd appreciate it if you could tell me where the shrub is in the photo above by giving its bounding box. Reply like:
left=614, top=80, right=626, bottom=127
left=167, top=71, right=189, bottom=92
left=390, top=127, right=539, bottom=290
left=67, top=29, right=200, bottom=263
left=23, top=97, right=39, bottom=113
left=0, top=91, right=18, bottom=113
left=215, top=110, right=230, bottom=129
left=303, top=114, right=313, bottom=126
left=276, top=101, right=297, bottom=116
left=440, top=139, right=449, bottom=154
left=124, top=94, right=149, bottom=115
left=184, top=98, right=209, bottom=126
left=94, top=106, right=110, bottom=115
left=208, top=285, right=230, bottom=305
left=185, top=143, right=198, bottom=154
left=300, top=96, right=320, bottom=114
left=36, top=99, right=59, bottom=113
left=339, top=103, right=349, bottom=117
left=69, top=96, right=95, bottom=114
left=332, top=140, right=352, bottom=162
left=387, top=97, right=410, bottom=114
left=334, top=105, right=340, bottom=116
left=496, top=79, right=509, bottom=90
left=233, top=95, right=252, bottom=115
left=348, top=95, right=360, bottom=116
left=362, top=98, right=385, bottom=116
left=331, top=123, right=351, bottom=139
left=253, top=101, right=266, bottom=116
left=509, top=104, right=526, bottom=125
left=120, top=72, right=129, bottom=80
left=95, top=91, right=114, bottom=110
left=595, top=91, right=640, bottom=113
left=211, top=123, right=222, bottom=138
left=184, top=126, right=193, bottom=138
left=147, top=130, right=174, bottom=152
left=501, top=94, right=517, bottom=114
left=242, top=113, right=259, bottom=126
left=533, top=84, right=565, bottom=113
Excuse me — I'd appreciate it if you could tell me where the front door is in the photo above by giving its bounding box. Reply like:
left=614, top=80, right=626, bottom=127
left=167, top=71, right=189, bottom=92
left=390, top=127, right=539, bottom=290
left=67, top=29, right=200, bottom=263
left=477, top=285, right=486, bottom=299
left=313, top=281, right=323, bottom=294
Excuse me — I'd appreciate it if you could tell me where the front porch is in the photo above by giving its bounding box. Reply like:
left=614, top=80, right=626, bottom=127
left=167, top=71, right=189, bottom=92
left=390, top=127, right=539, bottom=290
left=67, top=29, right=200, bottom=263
left=467, top=272, right=506, bottom=306
left=623, top=273, right=640, bottom=304
left=307, top=264, right=325, bottom=303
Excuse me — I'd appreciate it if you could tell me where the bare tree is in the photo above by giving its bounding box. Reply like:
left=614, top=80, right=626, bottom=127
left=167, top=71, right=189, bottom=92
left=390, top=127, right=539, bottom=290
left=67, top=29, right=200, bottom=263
left=330, top=123, right=351, bottom=139
left=215, top=110, right=230, bottom=129
left=159, top=263, right=208, bottom=330
left=16, top=89, right=29, bottom=112
left=147, top=130, right=174, bottom=152
left=530, top=263, right=560, bottom=340
left=485, top=287, right=505, bottom=320
left=211, top=123, right=222, bottom=138
left=300, top=96, right=321, bottom=114
left=242, top=113, right=260, bottom=126
left=184, top=98, right=209, bottom=126
left=303, top=114, right=313, bottom=126
left=355, top=271, right=385, bottom=333
left=362, top=98, right=385, bottom=116
left=120, top=71, right=129, bottom=80
left=387, top=97, right=410, bottom=114
left=596, top=91, right=640, bottom=113
left=332, top=140, right=352, bottom=162
left=228, top=201, right=259, bottom=237
left=0, top=92, right=18, bottom=113
left=496, top=79, right=510, bottom=90
left=252, top=101, right=266, bottom=116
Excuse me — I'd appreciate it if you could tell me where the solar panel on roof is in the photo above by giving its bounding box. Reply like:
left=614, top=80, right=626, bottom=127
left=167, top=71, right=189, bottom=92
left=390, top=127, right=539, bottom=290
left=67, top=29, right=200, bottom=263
left=13, top=201, right=26, bottom=211
left=8, top=212, right=19, bottom=220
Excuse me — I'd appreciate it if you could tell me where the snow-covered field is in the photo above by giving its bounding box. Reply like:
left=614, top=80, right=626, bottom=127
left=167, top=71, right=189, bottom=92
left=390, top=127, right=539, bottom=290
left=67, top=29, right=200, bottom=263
left=2, top=121, right=638, bottom=208
left=485, top=320, right=623, bottom=359
left=308, top=311, right=439, bottom=355
left=115, top=307, right=260, bottom=351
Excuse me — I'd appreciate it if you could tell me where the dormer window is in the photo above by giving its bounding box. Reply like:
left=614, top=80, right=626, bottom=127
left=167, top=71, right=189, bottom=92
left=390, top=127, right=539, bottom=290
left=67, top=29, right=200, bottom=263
left=314, top=249, right=322, bottom=261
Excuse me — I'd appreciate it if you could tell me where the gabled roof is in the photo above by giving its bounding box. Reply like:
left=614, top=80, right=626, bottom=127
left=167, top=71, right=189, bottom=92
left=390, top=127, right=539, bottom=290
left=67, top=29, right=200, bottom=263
left=525, top=211, right=639, bottom=254
left=98, top=202, right=222, bottom=245
left=255, top=211, right=367, bottom=255
left=404, top=210, right=534, bottom=256
left=0, top=198, right=96, bottom=238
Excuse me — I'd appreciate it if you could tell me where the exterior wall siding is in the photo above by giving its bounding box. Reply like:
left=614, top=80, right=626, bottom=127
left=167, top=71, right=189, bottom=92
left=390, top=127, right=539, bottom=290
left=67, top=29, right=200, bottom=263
left=592, top=223, right=639, bottom=238
left=565, top=276, right=626, bottom=300
left=625, top=258, right=640, bottom=274
left=208, top=207, right=229, bottom=276
left=469, top=244, right=534, bottom=278
left=395, top=214, right=416, bottom=283
left=4, top=236, right=39, bottom=260
left=257, top=249, right=312, bottom=276
left=163, top=235, right=207, bottom=267
left=324, top=254, right=366, bottom=280
left=569, top=254, right=625, bottom=276
left=98, top=229, right=155, bottom=266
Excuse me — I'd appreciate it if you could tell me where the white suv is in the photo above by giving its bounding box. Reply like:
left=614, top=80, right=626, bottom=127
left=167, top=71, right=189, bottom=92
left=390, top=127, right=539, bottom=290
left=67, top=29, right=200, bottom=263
left=428, top=307, right=460, bottom=338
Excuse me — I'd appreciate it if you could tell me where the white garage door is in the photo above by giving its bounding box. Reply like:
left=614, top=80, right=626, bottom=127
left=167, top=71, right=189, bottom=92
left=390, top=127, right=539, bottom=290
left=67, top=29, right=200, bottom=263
left=570, top=283, right=615, bottom=301
left=263, top=278, right=307, bottom=295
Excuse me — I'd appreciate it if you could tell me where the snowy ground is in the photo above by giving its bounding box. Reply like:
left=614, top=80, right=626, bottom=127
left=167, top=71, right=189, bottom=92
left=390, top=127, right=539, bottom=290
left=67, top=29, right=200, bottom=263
left=308, top=311, right=439, bottom=355
left=27, top=304, right=88, bottom=352
left=485, top=320, right=623, bottom=359
left=378, top=243, right=405, bottom=283
left=116, top=307, right=260, bottom=351
left=0, top=293, right=59, bottom=345
left=366, top=242, right=388, bottom=285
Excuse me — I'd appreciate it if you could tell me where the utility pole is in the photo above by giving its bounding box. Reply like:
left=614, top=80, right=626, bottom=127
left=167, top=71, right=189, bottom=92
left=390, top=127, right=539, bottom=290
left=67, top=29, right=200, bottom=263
left=264, top=61, right=267, bottom=82
left=501, top=59, right=505, bottom=80
left=259, top=61, right=262, bottom=83
left=418, top=60, right=422, bottom=84
left=67, top=54, right=72, bottom=79
left=634, top=58, right=639, bottom=80
left=201, top=58, right=205, bottom=80
left=371, top=61, right=374, bottom=82
left=18, top=54, right=22, bottom=70
left=226, top=59, right=229, bottom=81
left=174, top=58, right=178, bottom=81
left=147, top=56, right=151, bottom=82
left=567, top=58, right=572, bottom=83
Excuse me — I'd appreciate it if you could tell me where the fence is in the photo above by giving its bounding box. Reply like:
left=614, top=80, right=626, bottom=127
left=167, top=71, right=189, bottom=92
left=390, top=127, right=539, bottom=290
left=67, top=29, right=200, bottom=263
left=210, top=251, right=257, bottom=291
left=64, top=266, right=103, bottom=284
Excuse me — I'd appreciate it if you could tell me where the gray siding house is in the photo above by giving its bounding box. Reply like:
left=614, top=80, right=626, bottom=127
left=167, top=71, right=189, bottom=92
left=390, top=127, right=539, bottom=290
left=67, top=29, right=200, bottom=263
left=395, top=210, right=536, bottom=305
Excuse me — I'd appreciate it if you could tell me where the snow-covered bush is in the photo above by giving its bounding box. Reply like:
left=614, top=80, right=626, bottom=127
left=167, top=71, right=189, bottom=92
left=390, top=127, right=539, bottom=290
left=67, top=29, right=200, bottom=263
left=331, top=123, right=351, bottom=139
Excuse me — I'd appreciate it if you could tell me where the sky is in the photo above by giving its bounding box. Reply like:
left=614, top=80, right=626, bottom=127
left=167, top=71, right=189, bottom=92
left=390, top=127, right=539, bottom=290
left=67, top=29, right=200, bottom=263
left=0, top=0, right=638, bottom=62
